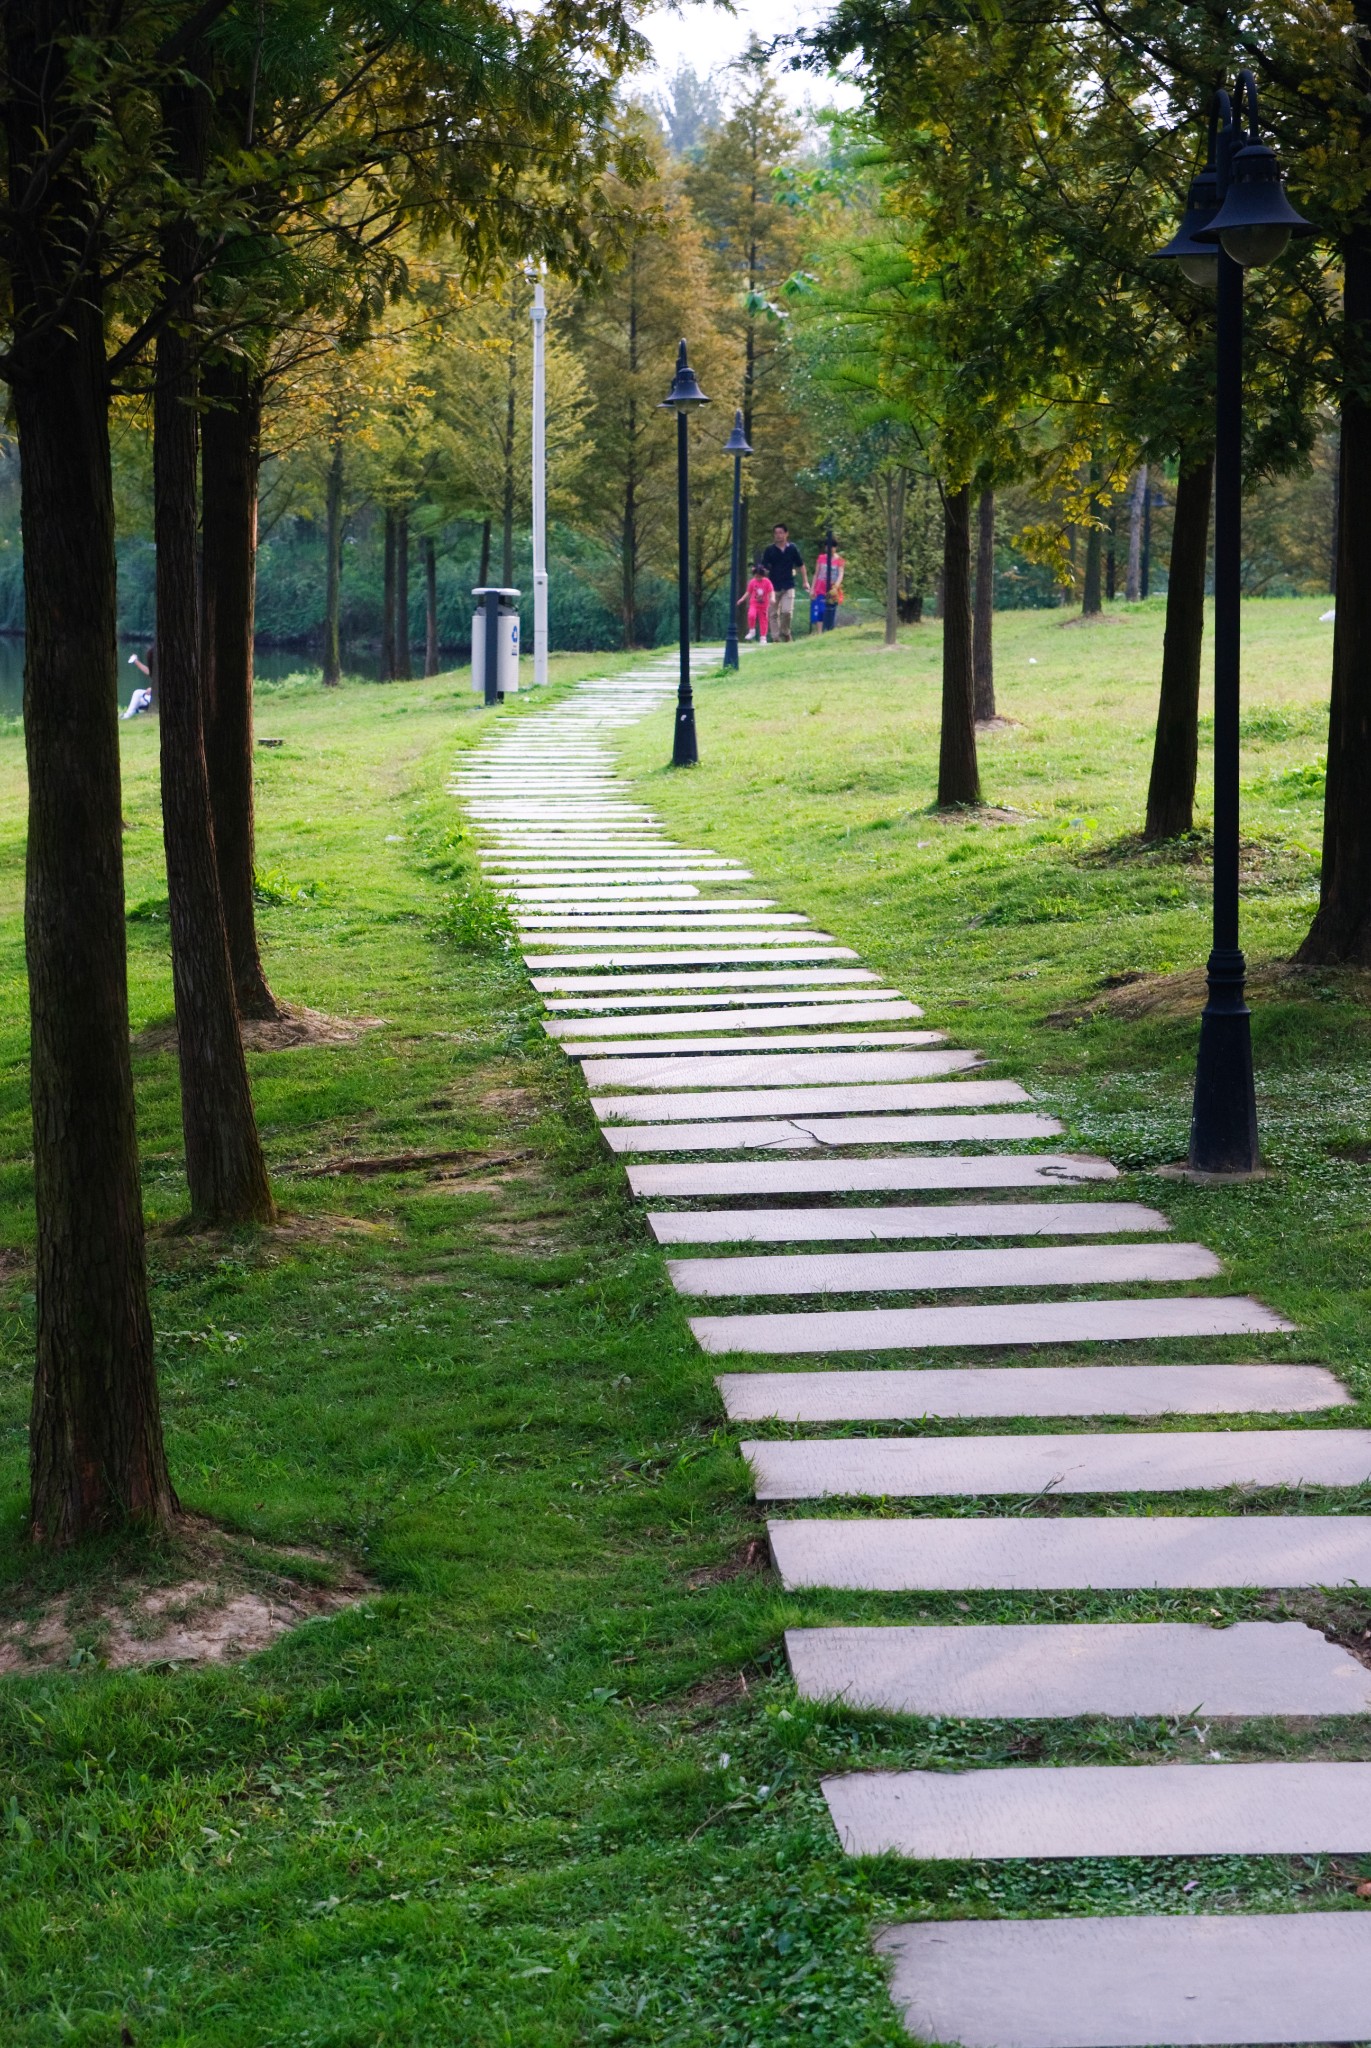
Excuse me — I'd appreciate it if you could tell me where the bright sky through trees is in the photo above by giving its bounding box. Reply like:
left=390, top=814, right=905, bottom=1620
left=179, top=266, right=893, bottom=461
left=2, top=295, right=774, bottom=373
left=638, top=0, right=860, bottom=110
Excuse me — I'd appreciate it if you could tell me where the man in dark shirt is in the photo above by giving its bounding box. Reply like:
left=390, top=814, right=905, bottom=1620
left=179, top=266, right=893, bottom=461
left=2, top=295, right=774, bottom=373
left=760, top=524, right=809, bottom=642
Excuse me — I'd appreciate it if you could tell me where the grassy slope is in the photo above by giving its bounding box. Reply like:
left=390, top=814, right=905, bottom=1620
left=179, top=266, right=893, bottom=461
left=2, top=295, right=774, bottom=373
left=0, top=606, right=1367, bottom=2047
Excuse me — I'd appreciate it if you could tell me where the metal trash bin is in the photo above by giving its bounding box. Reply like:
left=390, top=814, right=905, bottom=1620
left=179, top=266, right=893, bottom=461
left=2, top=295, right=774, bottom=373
left=471, top=586, right=520, bottom=703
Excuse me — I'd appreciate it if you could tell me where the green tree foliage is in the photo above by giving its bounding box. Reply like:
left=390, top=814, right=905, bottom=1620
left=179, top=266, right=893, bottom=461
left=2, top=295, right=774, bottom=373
left=685, top=49, right=813, bottom=545
left=568, top=117, right=740, bottom=645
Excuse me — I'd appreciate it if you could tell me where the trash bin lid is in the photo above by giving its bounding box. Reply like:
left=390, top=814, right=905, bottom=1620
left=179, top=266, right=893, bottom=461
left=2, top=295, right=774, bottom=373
left=472, top=586, right=521, bottom=599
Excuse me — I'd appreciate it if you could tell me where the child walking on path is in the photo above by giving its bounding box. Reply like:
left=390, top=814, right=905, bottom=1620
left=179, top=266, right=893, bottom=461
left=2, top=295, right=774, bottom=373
left=740, top=563, right=775, bottom=644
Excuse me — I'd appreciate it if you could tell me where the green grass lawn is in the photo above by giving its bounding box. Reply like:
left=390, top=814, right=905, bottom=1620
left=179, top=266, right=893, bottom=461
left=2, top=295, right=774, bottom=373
left=1, top=603, right=1370, bottom=2046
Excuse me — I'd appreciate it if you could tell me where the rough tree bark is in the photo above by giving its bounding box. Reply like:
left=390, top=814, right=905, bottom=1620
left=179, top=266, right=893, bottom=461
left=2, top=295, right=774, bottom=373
left=395, top=509, right=412, bottom=680
left=155, top=89, right=275, bottom=1228
left=1143, top=450, right=1214, bottom=842
left=201, top=358, right=279, bottom=1020
left=973, top=487, right=995, bottom=720
left=477, top=518, right=491, bottom=588
left=323, top=439, right=344, bottom=686
left=381, top=508, right=397, bottom=679
left=1297, top=222, right=1371, bottom=962
left=6, top=6, right=173, bottom=1544
left=938, top=485, right=982, bottom=807
left=423, top=536, right=440, bottom=676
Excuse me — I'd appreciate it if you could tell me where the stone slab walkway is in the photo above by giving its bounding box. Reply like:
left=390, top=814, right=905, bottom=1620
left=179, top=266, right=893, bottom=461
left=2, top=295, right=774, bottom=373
left=823, top=1758, right=1371, bottom=1858
left=452, top=652, right=1371, bottom=2047
left=785, top=1619, right=1371, bottom=1717
left=718, top=1361, right=1349, bottom=1420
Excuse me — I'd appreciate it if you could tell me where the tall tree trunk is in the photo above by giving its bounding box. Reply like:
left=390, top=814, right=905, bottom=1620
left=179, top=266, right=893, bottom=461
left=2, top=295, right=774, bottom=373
left=201, top=358, right=278, bottom=1022
left=424, top=536, right=439, bottom=676
left=1330, top=430, right=1342, bottom=597
left=323, top=438, right=343, bottom=686
left=883, top=468, right=906, bottom=647
left=1127, top=465, right=1147, bottom=602
left=395, top=509, right=411, bottom=680
left=478, top=518, right=491, bottom=588
left=381, top=508, right=396, bottom=679
left=973, top=487, right=995, bottom=719
left=1081, top=461, right=1104, bottom=616
left=938, top=486, right=981, bottom=807
left=1298, top=225, right=1371, bottom=962
left=1106, top=510, right=1116, bottom=601
left=7, top=15, right=172, bottom=1543
left=154, top=136, right=275, bottom=1228
left=1143, top=450, right=1214, bottom=841
left=502, top=339, right=517, bottom=587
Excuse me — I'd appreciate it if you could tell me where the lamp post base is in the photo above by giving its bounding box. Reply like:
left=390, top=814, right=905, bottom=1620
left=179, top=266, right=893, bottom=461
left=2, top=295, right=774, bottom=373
left=672, top=680, right=699, bottom=767
left=1187, top=947, right=1259, bottom=1173
left=722, top=628, right=739, bottom=671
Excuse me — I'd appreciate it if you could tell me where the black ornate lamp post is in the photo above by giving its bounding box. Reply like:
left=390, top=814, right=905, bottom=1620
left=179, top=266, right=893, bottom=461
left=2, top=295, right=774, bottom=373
left=1156, top=71, right=1311, bottom=1173
left=722, top=409, right=752, bottom=671
left=660, top=340, right=711, bottom=765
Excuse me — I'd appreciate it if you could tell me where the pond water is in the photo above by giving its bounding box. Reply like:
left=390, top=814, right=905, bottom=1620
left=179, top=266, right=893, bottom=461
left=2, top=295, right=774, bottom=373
left=0, top=638, right=386, bottom=718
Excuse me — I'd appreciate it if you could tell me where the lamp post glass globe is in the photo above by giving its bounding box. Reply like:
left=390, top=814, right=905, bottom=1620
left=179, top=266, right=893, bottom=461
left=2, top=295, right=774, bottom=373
left=1221, top=223, right=1290, bottom=267
left=1179, top=252, right=1220, bottom=289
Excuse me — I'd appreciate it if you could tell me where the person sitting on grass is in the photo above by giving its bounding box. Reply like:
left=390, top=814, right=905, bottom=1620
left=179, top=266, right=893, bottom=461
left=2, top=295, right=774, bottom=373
left=740, top=561, right=775, bottom=644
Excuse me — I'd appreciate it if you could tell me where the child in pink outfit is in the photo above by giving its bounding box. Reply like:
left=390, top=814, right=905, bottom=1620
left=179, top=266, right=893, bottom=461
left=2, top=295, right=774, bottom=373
left=740, top=563, right=775, bottom=643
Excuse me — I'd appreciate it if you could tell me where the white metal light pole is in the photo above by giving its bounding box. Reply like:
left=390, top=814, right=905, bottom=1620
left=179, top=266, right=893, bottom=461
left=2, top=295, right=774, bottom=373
left=530, top=274, right=548, bottom=688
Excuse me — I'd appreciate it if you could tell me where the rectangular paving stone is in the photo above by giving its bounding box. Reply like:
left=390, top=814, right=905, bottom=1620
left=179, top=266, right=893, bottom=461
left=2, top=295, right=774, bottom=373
left=527, top=948, right=854, bottom=969
left=511, top=903, right=782, bottom=917
left=547, top=990, right=908, bottom=1014
left=876, top=1913, right=1371, bottom=2048
left=519, top=930, right=825, bottom=947
left=594, top=1082, right=1024, bottom=1122
left=565, top=1032, right=946, bottom=1056
left=518, top=912, right=797, bottom=924
left=503, top=875, right=758, bottom=890
left=743, top=1429, right=1371, bottom=1501
left=719, top=1362, right=1351, bottom=1422
left=653, top=1200, right=1168, bottom=1243
left=533, top=969, right=881, bottom=991
left=551, top=1000, right=920, bottom=1030
left=628, top=1155, right=1117, bottom=1196
left=515, top=886, right=705, bottom=900
left=767, top=1515, right=1371, bottom=1592
left=823, top=1758, right=1371, bottom=1859
left=604, top=1112, right=1061, bottom=1153
left=670, top=1241, right=1218, bottom=1297
left=693, top=1295, right=1291, bottom=1354
left=785, top=1618, right=1371, bottom=1718
left=584, top=1051, right=979, bottom=1087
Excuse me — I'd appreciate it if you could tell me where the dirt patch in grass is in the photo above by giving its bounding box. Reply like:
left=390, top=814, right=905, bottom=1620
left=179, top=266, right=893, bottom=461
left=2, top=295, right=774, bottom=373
left=684, top=1535, right=769, bottom=1591
left=133, top=1004, right=383, bottom=1055
left=1081, top=830, right=1308, bottom=889
left=671, top=1667, right=754, bottom=1718
left=1047, top=959, right=1371, bottom=1026
left=0, top=1519, right=371, bottom=1675
left=149, top=1212, right=396, bottom=1261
